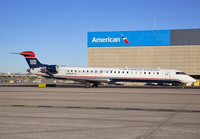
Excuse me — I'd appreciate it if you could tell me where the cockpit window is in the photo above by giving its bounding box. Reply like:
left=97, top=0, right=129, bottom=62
left=176, top=72, right=186, bottom=75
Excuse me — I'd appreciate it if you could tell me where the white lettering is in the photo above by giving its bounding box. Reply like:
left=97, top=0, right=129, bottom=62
left=30, top=60, right=36, bottom=65
left=92, top=37, right=120, bottom=43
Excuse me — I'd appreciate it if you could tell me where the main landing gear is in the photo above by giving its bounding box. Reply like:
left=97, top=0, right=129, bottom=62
left=85, top=83, right=98, bottom=88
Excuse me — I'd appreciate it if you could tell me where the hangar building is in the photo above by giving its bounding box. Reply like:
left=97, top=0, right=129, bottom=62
left=87, top=29, right=200, bottom=78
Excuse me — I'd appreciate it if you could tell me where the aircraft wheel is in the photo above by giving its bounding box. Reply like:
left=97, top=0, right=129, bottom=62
left=85, top=83, right=91, bottom=88
left=92, top=84, right=98, bottom=88
left=182, top=84, right=186, bottom=89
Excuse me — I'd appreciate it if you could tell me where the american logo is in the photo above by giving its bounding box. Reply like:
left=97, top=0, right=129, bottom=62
left=120, top=34, right=129, bottom=44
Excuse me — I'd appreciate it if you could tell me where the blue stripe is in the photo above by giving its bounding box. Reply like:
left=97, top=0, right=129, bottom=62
left=38, top=74, right=183, bottom=84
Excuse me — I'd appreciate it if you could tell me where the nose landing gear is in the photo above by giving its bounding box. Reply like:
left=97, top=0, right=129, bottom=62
left=182, top=84, right=186, bottom=89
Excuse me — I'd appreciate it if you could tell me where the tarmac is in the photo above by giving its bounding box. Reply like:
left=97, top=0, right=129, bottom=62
left=0, top=84, right=200, bottom=139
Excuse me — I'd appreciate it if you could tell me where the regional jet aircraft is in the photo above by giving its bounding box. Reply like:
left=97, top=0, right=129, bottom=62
left=12, top=51, right=196, bottom=88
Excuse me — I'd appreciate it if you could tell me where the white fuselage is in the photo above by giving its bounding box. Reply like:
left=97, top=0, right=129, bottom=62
left=30, top=66, right=196, bottom=85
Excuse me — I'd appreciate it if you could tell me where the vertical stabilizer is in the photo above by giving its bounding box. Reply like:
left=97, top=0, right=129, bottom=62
left=11, top=51, right=43, bottom=68
left=20, top=51, right=43, bottom=68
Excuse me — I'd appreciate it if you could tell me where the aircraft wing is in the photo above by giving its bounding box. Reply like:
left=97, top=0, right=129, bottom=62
left=43, top=75, right=110, bottom=83
left=69, top=77, right=110, bottom=83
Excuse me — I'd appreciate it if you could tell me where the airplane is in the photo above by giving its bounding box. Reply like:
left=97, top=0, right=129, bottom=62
left=11, top=51, right=196, bottom=88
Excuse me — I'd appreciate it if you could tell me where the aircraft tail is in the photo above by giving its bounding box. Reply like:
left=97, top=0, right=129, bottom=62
left=11, top=51, right=59, bottom=74
left=11, top=51, right=43, bottom=68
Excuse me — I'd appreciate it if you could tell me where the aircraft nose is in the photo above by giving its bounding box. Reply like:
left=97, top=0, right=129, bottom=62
left=186, top=76, right=196, bottom=84
left=192, top=78, right=196, bottom=83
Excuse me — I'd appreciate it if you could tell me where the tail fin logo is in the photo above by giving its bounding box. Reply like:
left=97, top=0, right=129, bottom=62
left=120, top=34, right=129, bottom=44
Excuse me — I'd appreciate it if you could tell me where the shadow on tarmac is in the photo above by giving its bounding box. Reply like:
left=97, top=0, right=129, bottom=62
left=0, top=83, right=200, bottom=89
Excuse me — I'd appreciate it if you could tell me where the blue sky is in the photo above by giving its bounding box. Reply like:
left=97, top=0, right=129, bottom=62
left=0, top=0, right=200, bottom=73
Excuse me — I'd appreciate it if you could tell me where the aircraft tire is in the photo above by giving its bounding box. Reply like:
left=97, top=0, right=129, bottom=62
left=85, top=83, right=91, bottom=88
left=92, top=84, right=98, bottom=88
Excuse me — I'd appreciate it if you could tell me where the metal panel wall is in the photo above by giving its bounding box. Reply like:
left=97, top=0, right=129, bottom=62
left=171, top=29, right=200, bottom=45
left=88, top=46, right=200, bottom=75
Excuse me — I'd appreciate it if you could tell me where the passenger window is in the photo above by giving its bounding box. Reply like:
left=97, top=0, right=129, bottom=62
left=157, top=72, right=159, bottom=75
left=144, top=72, right=146, bottom=74
left=118, top=71, right=120, bottom=73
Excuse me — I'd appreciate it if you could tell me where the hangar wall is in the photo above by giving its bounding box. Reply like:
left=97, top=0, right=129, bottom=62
left=88, top=29, right=200, bottom=76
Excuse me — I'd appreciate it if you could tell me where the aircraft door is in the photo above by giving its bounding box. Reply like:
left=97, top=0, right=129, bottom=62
left=165, top=71, right=170, bottom=79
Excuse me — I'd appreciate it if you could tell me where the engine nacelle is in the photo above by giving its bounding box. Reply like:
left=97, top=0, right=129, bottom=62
left=46, top=65, right=59, bottom=74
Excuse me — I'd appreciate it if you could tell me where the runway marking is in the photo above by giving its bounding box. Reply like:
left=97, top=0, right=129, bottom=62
left=0, top=105, right=200, bottom=113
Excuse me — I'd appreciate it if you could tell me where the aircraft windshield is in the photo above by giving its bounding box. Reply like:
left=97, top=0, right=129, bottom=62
left=176, top=72, right=186, bottom=75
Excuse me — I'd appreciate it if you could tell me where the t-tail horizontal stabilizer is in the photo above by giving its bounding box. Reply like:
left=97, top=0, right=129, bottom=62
left=10, top=52, right=32, bottom=57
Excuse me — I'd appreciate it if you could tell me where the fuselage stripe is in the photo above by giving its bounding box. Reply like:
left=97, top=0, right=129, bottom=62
left=36, top=74, right=184, bottom=84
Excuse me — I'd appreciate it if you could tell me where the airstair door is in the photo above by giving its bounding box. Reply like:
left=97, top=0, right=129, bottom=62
left=165, top=71, right=170, bottom=79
